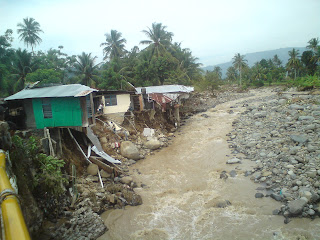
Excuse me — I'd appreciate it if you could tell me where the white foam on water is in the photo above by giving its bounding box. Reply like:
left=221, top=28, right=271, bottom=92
left=136, top=187, right=228, bottom=240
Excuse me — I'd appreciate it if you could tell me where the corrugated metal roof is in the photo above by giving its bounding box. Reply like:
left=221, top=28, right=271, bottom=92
left=5, top=84, right=98, bottom=101
left=149, top=93, right=173, bottom=104
left=135, top=85, right=194, bottom=94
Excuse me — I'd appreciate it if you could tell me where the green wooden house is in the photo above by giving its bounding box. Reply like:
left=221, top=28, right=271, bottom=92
left=5, top=84, right=97, bottom=129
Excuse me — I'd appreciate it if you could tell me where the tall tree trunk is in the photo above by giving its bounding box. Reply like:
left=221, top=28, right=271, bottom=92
left=239, top=66, right=242, bottom=86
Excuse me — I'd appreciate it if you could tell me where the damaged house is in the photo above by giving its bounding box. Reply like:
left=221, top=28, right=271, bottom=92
left=135, top=85, right=194, bottom=127
left=5, top=84, right=121, bottom=165
left=94, top=90, right=137, bottom=124
left=4, top=84, right=97, bottom=130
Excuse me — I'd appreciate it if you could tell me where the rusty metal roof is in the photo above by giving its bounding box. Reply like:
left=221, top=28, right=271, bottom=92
left=5, top=84, right=98, bottom=101
left=135, top=85, right=194, bottom=94
left=149, top=93, right=173, bottom=104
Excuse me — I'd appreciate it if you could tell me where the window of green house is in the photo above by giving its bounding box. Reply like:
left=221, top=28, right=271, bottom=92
left=42, top=99, right=52, bottom=118
left=105, top=95, right=117, bottom=106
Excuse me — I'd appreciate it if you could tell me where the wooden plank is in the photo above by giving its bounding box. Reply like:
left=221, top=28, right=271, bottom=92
left=89, top=156, right=121, bottom=176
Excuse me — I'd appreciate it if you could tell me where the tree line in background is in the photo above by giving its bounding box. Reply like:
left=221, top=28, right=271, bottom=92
left=0, top=17, right=319, bottom=97
left=204, top=38, right=320, bottom=91
left=0, top=18, right=202, bottom=96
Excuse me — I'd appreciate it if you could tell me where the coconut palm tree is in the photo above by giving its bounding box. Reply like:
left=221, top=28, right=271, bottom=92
left=226, top=66, right=238, bottom=83
left=232, top=53, right=248, bottom=86
left=170, top=43, right=201, bottom=82
left=100, top=30, right=127, bottom=61
left=140, top=22, right=173, bottom=60
left=307, top=38, right=319, bottom=53
left=213, top=66, right=222, bottom=79
left=12, top=48, right=37, bottom=91
left=252, top=63, right=267, bottom=81
left=17, top=17, right=43, bottom=52
left=312, top=46, right=320, bottom=65
left=272, top=54, right=282, bottom=68
left=73, top=52, right=100, bottom=87
left=286, top=48, right=300, bottom=80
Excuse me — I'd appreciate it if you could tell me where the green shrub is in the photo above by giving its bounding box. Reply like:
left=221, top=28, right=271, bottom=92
left=294, top=75, right=320, bottom=90
left=34, top=154, right=67, bottom=196
left=252, top=80, right=264, bottom=87
left=11, top=135, right=67, bottom=196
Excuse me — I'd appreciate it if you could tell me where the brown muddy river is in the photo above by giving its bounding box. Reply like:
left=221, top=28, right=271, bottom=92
left=98, top=91, right=320, bottom=240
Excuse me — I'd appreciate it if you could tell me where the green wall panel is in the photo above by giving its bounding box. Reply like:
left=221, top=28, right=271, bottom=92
left=32, top=97, right=83, bottom=129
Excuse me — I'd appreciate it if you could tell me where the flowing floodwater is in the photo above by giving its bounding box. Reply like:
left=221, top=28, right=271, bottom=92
left=98, top=91, right=320, bottom=240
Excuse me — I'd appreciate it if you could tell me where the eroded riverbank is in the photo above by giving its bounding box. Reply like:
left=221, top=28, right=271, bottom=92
left=99, top=88, right=320, bottom=240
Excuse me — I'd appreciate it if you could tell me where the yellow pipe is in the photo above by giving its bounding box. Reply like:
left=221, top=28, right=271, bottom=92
left=0, top=151, right=31, bottom=240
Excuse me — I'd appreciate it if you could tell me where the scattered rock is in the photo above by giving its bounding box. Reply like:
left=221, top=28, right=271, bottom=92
left=220, top=171, right=228, bottom=180
left=87, top=164, right=99, bottom=176
left=307, top=209, right=315, bottom=216
left=255, top=193, right=264, bottom=198
left=201, top=114, right=209, bottom=118
left=229, top=170, right=237, bottom=177
left=226, top=157, right=241, bottom=164
left=120, top=141, right=141, bottom=160
left=215, top=200, right=231, bottom=208
left=284, top=217, right=291, bottom=224
left=288, top=199, right=308, bottom=216
left=121, top=176, right=133, bottom=185
left=272, top=209, right=280, bottom=215
left=227, top=91, right=320, bottom=219
left=290, top=135, right=308, bottom=144
left=144, top=138, right=162, bottom=150
left=270, top=193, right=282, bottom=201
left=100, top=169, right=111, bottom=178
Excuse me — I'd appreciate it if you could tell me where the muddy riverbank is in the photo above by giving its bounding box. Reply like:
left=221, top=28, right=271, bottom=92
left=99, top=88, right=320, bottom=240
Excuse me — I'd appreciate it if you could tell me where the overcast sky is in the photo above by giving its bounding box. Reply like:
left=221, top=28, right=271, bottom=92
left=1, top=0, right=319, bottom=66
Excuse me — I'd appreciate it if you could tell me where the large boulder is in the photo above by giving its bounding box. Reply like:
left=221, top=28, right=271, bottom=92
left=120, top=176, right=133, bottom=185
left=87, top=163, right=99, bottom=176
left=100, top=169, right=111, bottom=178
left=290, top=135, right=308, bottom=144
left=288, top=198, right=307, bottom=216
left=120, top=141, right=141, bottom=160
left=144, top=138, right=162, bottom=150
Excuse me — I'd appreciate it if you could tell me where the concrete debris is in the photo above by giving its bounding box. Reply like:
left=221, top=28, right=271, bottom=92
left=143, top=128, right=155, bottom=137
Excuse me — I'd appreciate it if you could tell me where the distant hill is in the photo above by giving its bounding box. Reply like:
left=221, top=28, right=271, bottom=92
left=202, top=47, right=307, bottom=78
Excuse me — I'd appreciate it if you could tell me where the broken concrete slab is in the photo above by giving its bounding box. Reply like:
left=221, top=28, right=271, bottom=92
left=143, top=128, right=155, bottom=137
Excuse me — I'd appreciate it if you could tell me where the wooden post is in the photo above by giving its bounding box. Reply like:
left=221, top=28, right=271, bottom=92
left=90, top=93, right=95, bottom=125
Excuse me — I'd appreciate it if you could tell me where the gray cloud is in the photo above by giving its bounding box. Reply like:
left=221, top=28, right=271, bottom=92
left=1, top=0, right=319, bottom=66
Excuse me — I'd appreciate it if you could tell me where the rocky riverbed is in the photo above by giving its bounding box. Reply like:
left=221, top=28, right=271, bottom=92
left=227, top=89, right=320, bottom=221
left=36, top=87, right=320, bottom=239
left=43, top=87, right=259, bottom=239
